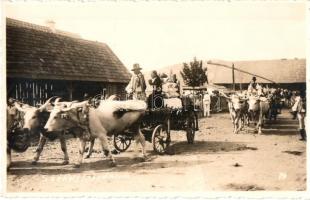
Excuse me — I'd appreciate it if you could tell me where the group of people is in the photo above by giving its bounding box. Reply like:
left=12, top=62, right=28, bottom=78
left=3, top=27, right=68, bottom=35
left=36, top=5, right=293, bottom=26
left=247, top=76, right=303, bottom=103
left=125, top=65, right=306, bottom=140
left=246, top=76, right=306, bottom=140
left=125, top=63, right=180, bottom=101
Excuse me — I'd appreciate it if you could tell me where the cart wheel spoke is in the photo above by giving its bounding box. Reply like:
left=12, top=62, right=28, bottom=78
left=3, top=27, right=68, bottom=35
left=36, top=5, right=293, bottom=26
left=152, top=124, right=170, bottom=154
left=156, top=143, right=161, bottom=151
left=155, top=135, right=163, bottom=140
left=125, top=140, right=130, bottom=146
left=115, top=138, right=121, bottom=145
left=113, top=135, right=131, bottom=152
left=122, top=142, right=125, bottom=150
left=155, top=142, right=162, bottom=151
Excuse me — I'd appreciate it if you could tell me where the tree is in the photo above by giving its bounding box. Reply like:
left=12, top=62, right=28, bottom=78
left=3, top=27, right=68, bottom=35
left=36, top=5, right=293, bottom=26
left=180, top=57, right=208, bottom=87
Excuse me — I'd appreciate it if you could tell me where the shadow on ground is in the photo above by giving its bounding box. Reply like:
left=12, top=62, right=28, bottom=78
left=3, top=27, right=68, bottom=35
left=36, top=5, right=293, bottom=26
left=8, top=140, right=257, bottom=176
left=165, top=141, right=257, bottom=155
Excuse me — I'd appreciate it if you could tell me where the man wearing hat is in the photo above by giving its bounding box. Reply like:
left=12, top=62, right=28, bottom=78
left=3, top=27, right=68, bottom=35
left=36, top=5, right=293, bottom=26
left=126, top=63, right=147, bottom=100
left=249, top=76, right=257, bottom=88
left=248, top=76, right=261, bottom=95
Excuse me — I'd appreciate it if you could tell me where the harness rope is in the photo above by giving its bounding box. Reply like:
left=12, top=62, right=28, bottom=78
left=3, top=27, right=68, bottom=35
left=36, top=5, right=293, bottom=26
left=74, top=106, right=92, bottom=140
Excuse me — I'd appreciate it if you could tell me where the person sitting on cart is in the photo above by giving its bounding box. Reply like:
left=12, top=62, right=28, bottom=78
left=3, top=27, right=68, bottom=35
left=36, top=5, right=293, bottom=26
left=148, top=70, right=163, bottom=109
left=170, top=74, right=180, bottom=94
left=148, top=70, right=162, bottom=95
left=248, top=76, right=264, bottom=96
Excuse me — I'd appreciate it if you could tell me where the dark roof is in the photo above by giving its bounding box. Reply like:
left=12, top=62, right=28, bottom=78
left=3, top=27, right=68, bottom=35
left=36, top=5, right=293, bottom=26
left=6, top=18, right=131, bottom=83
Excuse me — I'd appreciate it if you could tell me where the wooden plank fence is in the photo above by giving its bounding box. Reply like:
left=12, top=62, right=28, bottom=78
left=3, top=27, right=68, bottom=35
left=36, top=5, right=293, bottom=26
left=9, top=80, right=53, bottom=106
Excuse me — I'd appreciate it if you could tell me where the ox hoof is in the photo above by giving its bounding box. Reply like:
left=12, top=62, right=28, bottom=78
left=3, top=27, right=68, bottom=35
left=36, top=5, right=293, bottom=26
left=62, top=160, right=69, bottom=165
left=85, top=155, right=90, bottom=159
left=111, top=149, right=120, bottom=155
left=73, top=164, right=81, bottom=168
left=143, top=156, right=150, bottom=162
left=134, top=157, right=147, bottom=162
left=31, top=161, right=38, bottom=165
left=109, top=162, right=117, bottom=167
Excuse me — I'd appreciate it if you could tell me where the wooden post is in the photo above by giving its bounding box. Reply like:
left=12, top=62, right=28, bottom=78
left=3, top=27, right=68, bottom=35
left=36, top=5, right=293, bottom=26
left=68, top=81, right=73, bottom=101
left=232, top=63, right=235, bottom=91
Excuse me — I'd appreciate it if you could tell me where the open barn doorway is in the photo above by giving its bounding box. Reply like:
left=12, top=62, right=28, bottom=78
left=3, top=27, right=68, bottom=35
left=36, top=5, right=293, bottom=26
left=72, top=81, right=105, bottom=101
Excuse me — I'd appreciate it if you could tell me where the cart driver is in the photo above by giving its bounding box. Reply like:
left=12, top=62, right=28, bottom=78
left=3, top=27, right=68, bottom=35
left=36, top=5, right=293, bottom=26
left=148, top=70, right=162, bottom=95
left=248, top=76, right=263, bottom=96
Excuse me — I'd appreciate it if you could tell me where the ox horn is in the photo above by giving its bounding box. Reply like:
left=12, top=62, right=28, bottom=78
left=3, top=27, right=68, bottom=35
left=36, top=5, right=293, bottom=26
left=14, top=102, right=26, bottom=112
left=60, top=106, right=76, bottom=112
left=107, top=94, right=119, bottom=101
left=54, top=97, right=62, bottom=104
left=60, top=101, right=88, bottom=112
left=220, top=92, right=231, bottom=100
left=66, top=100, right=79, bottom=108
left=39, top=96, right=58, bottom=112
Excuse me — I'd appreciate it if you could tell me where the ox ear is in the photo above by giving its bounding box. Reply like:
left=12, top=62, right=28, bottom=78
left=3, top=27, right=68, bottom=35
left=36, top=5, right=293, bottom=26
left=45, top=106, right=54, bottom=112
left=224, top=96, right=232, bottom=102
left=14, top=102, right=26, bottom=112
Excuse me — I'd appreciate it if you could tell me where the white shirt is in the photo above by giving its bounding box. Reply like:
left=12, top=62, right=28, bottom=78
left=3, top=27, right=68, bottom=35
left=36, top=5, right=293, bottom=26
left=203, top=93, right=211, bottom=103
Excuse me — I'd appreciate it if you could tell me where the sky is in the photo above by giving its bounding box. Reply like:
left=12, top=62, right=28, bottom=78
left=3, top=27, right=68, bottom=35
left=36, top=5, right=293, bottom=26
left=4, top=1, right=307, bottom=71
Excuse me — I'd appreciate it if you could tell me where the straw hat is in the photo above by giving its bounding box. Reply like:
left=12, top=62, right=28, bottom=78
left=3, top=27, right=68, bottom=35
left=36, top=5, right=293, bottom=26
left=131, top=63, right=142, bottom=71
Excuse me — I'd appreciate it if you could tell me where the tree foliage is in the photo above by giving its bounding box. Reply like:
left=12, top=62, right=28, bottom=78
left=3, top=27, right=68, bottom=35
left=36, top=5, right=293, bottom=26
left=180, top=57, right=208, bottom=87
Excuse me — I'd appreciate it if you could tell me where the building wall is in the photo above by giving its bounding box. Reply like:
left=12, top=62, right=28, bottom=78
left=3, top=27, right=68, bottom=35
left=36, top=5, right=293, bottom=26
left=7, top=78, right=129, bottom=105
left=216, top=82, right=306, bottom=92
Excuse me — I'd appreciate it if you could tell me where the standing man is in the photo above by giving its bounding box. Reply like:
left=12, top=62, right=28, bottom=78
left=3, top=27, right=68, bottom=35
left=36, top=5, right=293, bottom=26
left=291, top=90, right=306, bottom=140
left=203, top=91, right=211, bottom=117
left=126, top=63, right=147, bottom=101
left=247, top=76, right=257, bottom=95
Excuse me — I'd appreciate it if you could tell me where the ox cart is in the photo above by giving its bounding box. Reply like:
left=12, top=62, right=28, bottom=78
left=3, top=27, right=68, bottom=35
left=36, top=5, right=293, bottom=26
left=112, top=94, right=198, bottom=155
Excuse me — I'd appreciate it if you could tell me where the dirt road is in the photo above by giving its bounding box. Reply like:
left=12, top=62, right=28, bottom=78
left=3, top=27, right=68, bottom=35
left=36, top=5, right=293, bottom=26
left=7, top=110, right=306, bottom=192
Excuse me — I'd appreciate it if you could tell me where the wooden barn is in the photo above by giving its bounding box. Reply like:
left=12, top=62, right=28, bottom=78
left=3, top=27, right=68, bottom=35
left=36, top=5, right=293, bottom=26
left=206, top=59, right=306, bottom=91
left=160, top=58, right=306, bottom=92
left=6, top=18, right=131, bottom=106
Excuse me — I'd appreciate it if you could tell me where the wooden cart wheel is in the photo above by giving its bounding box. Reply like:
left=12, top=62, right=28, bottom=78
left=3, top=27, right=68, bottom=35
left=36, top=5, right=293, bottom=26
left=113, top=134, right=132, bottom=152
left=152, top=124, right=170, bottom=155
left=186, top=117, right=196, bottom=144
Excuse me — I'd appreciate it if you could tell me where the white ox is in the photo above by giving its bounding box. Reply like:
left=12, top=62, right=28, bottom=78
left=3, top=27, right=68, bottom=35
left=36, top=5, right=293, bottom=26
left=44, top=98, right=147, bottom=167
left=224, top=94, right=249, bottom=134
left=11, top=97, right=81, bottom=167
left=7, top=103, right=24, bottom=169
left=7, top=97, right=60, bottom=169
left=247, top=95, right=270, bottom=134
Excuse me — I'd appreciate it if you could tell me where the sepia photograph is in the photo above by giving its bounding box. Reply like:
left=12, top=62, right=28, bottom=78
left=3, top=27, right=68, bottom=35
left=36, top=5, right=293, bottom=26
left=3, top=0, right=307, bottom=194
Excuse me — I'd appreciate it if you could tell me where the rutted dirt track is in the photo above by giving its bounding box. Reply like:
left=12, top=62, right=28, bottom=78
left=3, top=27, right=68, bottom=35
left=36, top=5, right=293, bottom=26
left=7, top=110, right=306, bottom=192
